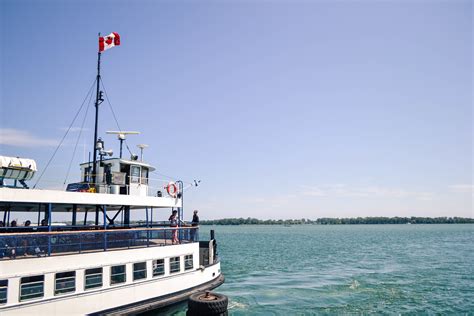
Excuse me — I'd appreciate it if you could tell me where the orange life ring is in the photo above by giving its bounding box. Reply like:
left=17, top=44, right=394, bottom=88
left=166, top=182, right=178, bottom=197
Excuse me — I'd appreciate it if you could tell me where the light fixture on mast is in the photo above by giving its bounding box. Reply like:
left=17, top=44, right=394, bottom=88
left=137, top=144, right=149, bottom=161
left=106, top=131, right=140, bottom=159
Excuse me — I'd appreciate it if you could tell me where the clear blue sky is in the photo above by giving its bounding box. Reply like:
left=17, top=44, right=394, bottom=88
left=1, top=0, right=472, bottom=220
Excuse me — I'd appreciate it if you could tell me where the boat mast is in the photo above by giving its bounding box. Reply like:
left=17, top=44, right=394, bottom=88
left=92, top=33, right=104, bottom=185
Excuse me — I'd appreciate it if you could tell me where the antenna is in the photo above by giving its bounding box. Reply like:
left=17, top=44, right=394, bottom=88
left=106, top=131, right=140, bottom=158
left=137, top=144, right=149, bottom=161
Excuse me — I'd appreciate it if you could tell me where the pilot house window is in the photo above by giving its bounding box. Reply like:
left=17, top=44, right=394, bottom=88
left=141, top=168, right=149, bottom=185
left=130, top=166, right=141, bottom=183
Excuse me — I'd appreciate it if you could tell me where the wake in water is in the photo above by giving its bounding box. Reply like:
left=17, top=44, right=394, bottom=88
left=349, top=280, right=360, bottom=289
left=228, top=301, right=248, bottom=310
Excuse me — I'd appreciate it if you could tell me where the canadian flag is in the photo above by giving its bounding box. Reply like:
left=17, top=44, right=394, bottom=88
left=99, top=32, right=121, bottom=52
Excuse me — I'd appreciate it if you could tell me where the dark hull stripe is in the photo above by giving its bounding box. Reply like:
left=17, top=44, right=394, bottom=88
left=91, top=274, right=225, bottom=316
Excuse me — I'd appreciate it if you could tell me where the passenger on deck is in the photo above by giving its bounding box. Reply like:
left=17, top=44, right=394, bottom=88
left=21, top=220, right=33, bottom=255
left=190, top=210, right=199, bottom=242
left=169, top=210, right=179, bottom=244
left=23, top=220, right=33, bottom=232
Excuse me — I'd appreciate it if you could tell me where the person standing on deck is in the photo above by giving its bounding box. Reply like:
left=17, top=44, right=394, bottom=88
left=190, top=210, right=199, bottom=242
left=169, top=210, right=179, bottom=244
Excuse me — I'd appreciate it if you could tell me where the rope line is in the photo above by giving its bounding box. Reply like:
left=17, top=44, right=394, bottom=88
left=99, top=78, right=133, bottom=157
left=63, top=83, right=95, bottom=186
left=150, top=171, right=195, bottom=186
left=33, top=79, right=97, bottom=189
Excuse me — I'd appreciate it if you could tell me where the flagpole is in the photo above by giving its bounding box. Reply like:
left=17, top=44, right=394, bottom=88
left=92, top=33, right=102, bottom=186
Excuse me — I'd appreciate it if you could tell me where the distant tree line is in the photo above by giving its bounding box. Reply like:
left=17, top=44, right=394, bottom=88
left=200, top=217, right=474, bottom=225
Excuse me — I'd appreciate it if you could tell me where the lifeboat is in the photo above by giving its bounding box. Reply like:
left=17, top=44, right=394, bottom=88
left=0, top=156, right=37, bottom=181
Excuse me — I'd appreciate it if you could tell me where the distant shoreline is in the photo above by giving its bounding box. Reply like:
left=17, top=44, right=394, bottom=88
left=200, top=217, right=474, bottom=225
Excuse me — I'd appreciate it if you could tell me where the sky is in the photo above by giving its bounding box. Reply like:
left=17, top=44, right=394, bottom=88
left=0, top=0, right=472, bottom=220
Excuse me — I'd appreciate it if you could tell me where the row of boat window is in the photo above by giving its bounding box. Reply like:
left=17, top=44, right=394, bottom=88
left=0, top=255, right=193, bottom=304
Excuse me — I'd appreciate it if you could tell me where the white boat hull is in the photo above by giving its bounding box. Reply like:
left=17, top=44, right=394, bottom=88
left=0, top=243, right=222, bottom=315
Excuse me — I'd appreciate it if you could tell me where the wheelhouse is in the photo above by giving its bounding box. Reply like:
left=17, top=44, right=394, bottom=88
left=76, top=158, right=156, bottom=196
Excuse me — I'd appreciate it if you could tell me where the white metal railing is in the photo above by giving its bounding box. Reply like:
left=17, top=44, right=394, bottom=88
left=63, top=176, right=178, bottom=198
left=30, top=172, right=189, bottom=198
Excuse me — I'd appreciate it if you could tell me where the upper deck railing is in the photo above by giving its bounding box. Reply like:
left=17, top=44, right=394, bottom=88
left=0, top=226, right=199, bottom=260
left=61, top=175, right=182, bottom=198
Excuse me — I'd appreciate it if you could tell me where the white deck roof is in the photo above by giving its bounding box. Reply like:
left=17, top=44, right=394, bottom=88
left=0, top=187, right=181, bottom=211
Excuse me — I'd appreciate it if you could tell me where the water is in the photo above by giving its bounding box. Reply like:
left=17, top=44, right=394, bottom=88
left=170, top=224, right=474, bottom=314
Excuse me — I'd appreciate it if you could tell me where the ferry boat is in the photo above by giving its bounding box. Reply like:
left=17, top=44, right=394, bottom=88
left=0, top=33, right=224, bottom=315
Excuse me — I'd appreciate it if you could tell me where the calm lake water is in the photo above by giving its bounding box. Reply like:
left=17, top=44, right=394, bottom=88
left=165, top=224, right=474, bottom=314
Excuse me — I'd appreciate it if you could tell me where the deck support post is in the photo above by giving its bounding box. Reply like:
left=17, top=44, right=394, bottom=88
left=124, top=206, right=130, bottom=227
left=72, top=204, right=77, bottom=226
left=84, top=208, right=88, bottom=225
left=44, top=203, right=49, bottom=224
left=150, top=207, right=153, bottom=227
left=95, top=206, right=99, bottom=227
left=37, top=203, right=41, bottom=226
left=103, top=205, right=107, bottom=251
left=176, top=181, right=184, bottom=242
left=146, top=206, right=149, bottom=247
left=47, top=203, right=52, bottom=256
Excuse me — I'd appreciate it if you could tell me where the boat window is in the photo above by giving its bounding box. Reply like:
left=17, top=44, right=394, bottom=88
left=20, top=275, right=44, bottom=301
left=0, top=280, right=7, bottom=304
left=133, top=262, right=147, bottom=281
left=130, top=165, right=141, bottom=184
left=153, top=259, right=165, bottom=277
left=141, top=168, right=149, bottom=185
left=185, top=255, right=193, bottom=271
left=83, top=166, right=91, bottom=183
left=55, top=271, right=76, bottom=295
left=170, top=257, right=180, bottom=274
left=85, top=268, right=103, bottom=290
left=111, top=265, right=126, bottom=285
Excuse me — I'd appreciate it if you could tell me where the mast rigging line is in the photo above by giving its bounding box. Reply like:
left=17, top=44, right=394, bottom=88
left=33, top=78, right=97, bottom=189
left=63, top=83, right=95, bottom=186
left=89, top=78, right=198, bottom=192
left=99, top=78, right=133, bottom=158
left=150, top=171, right=195, bottom=187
